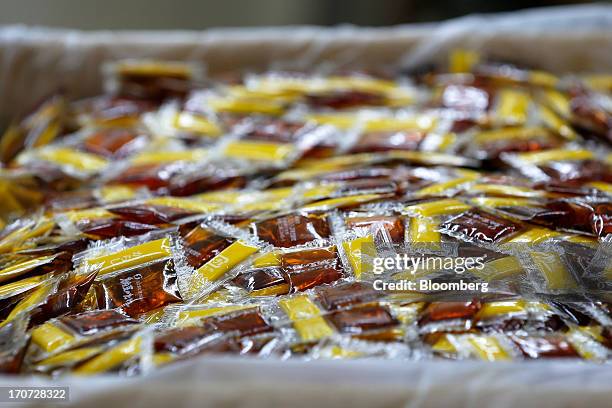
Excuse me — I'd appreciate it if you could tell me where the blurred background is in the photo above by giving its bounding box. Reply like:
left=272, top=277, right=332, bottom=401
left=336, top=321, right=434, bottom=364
left=0, top=0, right=599, bottom=29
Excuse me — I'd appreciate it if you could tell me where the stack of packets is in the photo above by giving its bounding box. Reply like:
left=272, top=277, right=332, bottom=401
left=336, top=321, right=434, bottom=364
left=0, top=50, right=611, bottom=377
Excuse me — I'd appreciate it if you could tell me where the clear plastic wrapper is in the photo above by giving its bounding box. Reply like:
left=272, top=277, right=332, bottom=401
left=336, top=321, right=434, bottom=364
left=0, top=9, right=611, bottom=390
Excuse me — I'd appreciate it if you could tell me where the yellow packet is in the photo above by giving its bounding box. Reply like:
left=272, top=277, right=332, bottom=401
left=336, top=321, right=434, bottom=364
left=82, top=238, right=173, bottom=278
left=405, top=199, right=471, bottom=217
left=223, top=140, right=294, bottom=163
left=183, top=240, right=261, bottom=301
left=17, top=147, right=108, bottom=176
left=74, top=336, right=142, bottom=376
left=279, top=295, right=335, bottom=342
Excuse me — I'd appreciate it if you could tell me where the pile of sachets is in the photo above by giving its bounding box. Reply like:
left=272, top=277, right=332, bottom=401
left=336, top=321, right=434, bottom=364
left=0, top=50, right=610, bottom=376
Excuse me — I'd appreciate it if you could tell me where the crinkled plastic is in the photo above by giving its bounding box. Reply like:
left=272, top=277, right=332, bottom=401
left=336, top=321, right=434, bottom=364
left=0, top=5, right=612, bottom=407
